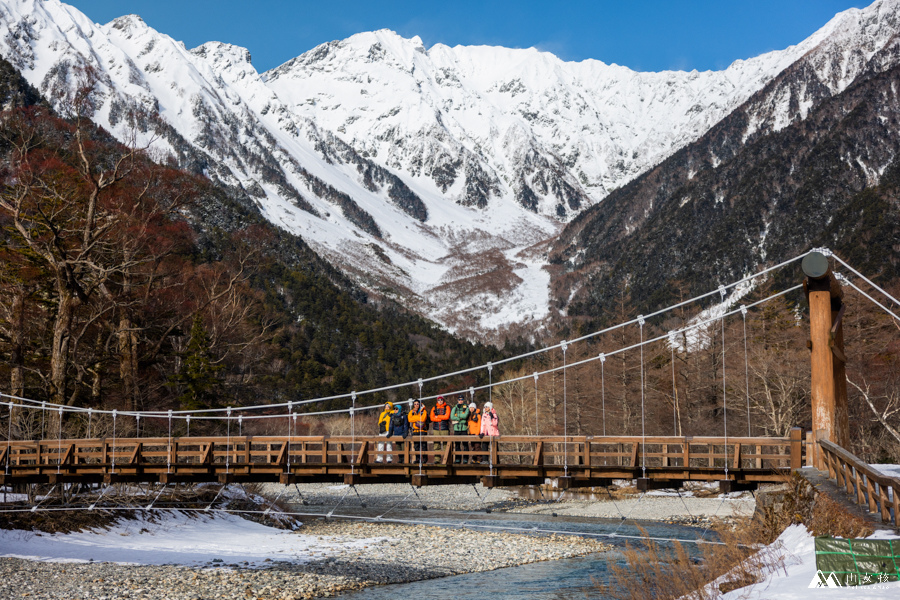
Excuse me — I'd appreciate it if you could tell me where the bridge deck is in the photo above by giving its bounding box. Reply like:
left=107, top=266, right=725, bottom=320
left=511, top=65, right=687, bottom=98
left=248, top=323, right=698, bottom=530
left=0, top=432, right=802, bottom=489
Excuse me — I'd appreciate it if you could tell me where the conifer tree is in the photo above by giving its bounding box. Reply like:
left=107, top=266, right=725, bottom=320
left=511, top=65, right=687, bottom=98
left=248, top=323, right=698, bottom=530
left=173, top=315, right=222, bottom=410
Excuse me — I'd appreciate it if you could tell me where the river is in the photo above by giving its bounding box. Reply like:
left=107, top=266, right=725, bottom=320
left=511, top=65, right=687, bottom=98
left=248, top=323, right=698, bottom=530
left=288, top=505, right=712, bottom=599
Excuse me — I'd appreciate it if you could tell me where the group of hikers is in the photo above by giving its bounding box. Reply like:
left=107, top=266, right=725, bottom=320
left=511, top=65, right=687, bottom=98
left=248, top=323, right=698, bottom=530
left=375, top=395, right=499, bottom=464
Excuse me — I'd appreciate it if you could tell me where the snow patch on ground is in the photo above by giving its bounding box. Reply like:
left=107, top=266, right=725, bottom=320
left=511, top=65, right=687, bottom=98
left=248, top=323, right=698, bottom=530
left=0, top=512, right=384, bottom=567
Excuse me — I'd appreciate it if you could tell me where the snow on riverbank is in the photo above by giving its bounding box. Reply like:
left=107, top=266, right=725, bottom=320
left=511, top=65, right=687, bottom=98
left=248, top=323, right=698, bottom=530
left=0, top=511, right=381, bottom=567
left=721, top=525, right=900, bottom=599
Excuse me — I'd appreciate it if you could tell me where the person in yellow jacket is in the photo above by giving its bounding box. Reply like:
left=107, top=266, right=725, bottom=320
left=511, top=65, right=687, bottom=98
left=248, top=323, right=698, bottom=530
left=407, top=399, right=428, bottom=464
left=376, top=402, right=394, bottom=463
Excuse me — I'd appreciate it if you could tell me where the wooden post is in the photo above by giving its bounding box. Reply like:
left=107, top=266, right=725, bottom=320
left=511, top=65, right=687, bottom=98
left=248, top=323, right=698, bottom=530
left=790, top=428, right=802, bottom=470
left=892, top=482, right=900, bottom=527
left=866, top=476, right=877, bottom=513
left=803, top=252, right=850, bottom=459
left=804, top=432, right=813, bottom=467
left=879, top=484, right=890, bottom=523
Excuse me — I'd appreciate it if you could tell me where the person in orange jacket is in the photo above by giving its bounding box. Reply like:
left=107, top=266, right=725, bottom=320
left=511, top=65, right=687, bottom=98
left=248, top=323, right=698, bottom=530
left=408, top=399, right=428, bottom=464
left=430, top=396, right=451, bottom=464
left=467, top=402, right=482, bottom=464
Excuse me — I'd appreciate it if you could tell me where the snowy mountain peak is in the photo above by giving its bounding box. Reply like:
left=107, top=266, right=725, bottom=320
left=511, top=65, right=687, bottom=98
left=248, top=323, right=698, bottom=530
left=1, top=0, right=898, bottom=340
left=108, top=13, right=149, bottom=36
left=191, top=42, right=253, bottom=69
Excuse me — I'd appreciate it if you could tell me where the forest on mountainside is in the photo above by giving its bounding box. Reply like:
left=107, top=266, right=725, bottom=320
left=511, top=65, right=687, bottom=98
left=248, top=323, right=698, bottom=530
left=0, top=59, right=510, bottom=437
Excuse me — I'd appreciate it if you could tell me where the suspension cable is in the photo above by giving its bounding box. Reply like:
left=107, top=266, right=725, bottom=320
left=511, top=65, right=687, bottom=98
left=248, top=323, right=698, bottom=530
left=286, top=403, right=293, bottom=475
left=638, top=316, right=646, bottom=479
left=599, top=353, right=606, bottom=437
left=720, top=286, right=728, bottom=477
left=167, top=410, right=173, bottom=474
left=225, top=407, right=231, bottom=475
left=831, top=252, right=900, bottom=311
left=741, top=305, right=750, bottom=437
left=111, top=410, right=117, bottom=474
left=0, top=284, right=807, bottom=426
left=669, top=332, right=677, bottom=436
left=5, top=402, right=11, bottom=475
left=0, top=503, right=739, bottom=547
left=562, top=341, right=568, bottom=477
left=417, top=379, right=424, bottom=474
left=350, top=391, right=356, bottom=476
left=837, top=273, right=900, bottom=322
left=488, top=362, right=494, bottom=477
left=0, top=253, right=815, bottom=420
left=56, top=407, right=62, bottom=475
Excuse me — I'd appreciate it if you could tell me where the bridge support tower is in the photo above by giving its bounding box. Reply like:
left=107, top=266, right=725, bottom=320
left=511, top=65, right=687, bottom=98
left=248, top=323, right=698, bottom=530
left=803, top=251, right=850, bottom=466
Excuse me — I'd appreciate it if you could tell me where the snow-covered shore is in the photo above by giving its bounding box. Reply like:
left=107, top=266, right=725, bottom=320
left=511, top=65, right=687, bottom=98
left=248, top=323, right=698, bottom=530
left=719, top=524, right=900, bottom=598
left=0, top=511, right=607, bottom=600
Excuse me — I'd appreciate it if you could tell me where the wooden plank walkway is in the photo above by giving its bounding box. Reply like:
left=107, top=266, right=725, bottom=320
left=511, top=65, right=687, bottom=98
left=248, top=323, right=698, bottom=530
left=0, top=430, right=803, bottom=489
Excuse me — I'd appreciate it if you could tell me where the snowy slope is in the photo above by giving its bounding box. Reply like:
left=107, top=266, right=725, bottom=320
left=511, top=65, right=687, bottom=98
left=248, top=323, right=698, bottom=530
left=0, top=0, right=897, bottom=339
left=720, top=525, right=900, bottom=599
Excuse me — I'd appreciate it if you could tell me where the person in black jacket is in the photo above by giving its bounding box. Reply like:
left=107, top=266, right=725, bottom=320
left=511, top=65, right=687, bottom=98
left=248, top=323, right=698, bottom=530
left=386, top=402, right=409, bottom=463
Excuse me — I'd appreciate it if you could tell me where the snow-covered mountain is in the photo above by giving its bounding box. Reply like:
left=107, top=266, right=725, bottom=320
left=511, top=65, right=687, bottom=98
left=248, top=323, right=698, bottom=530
left=0, top=0, right=897, bottom=340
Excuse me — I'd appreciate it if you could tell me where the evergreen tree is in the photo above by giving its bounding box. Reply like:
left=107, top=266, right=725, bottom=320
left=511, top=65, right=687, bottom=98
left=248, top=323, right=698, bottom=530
left=172, top=316, right=222, bottom=410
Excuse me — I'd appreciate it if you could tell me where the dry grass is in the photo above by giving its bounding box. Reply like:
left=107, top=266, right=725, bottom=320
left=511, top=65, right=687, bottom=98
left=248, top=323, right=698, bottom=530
left=805, top=492, right=875, bottom=538
left=598, top=524, right=781, bottom=600
left=755, top=472, right=874, bottom=542
left=600, top=472, right=875, bottom=599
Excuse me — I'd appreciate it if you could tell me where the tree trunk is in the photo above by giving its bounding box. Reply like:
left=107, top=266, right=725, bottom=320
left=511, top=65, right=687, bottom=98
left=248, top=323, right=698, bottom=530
left=9, top=290, right=25, bottom=397
left=49, top=288, right=75, bottom=407
left=118, top=314, right=140, bottom=412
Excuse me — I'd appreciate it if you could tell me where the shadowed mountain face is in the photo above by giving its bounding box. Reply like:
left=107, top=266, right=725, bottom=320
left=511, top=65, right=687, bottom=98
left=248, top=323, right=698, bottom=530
left=550, top=23, right=900, bottom=321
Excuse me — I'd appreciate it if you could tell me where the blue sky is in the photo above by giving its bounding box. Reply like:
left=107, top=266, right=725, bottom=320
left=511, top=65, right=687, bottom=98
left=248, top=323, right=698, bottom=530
left=66, top=0, right=866, bottom=73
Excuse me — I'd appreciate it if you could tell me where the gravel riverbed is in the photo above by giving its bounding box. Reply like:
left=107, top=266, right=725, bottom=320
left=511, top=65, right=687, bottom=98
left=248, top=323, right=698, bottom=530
left=261, top=482, right=519, bottom=511
left=1, top=519, right=609, bottom=600
left=509, top=493, right=757, bottom=521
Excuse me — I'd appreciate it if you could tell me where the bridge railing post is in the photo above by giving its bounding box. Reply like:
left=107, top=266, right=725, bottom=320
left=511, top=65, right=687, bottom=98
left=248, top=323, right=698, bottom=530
left=790, top=427, right=802, bottom=470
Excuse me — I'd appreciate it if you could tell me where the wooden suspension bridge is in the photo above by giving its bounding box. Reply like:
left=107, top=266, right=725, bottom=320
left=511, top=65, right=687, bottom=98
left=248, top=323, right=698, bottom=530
left=0, top=432, right=803, bottom=491
left=2, top=251, right=899, bottom=526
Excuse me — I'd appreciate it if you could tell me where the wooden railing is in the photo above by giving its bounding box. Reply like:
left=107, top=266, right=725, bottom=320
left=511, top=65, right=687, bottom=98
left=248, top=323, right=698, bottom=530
left=0, top=431, right=802, bottom=487
left=817, top=439, right=900, bottom=527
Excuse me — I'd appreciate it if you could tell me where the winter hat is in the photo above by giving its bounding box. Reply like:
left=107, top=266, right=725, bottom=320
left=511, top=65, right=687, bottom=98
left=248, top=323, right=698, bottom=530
left=385, top=402, right=394, bottom=409
left=484, top=402, right=493, bottom=410
left=469, top=403, right=477, bottom=410
left=437, top=395, right=445, bottom=402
